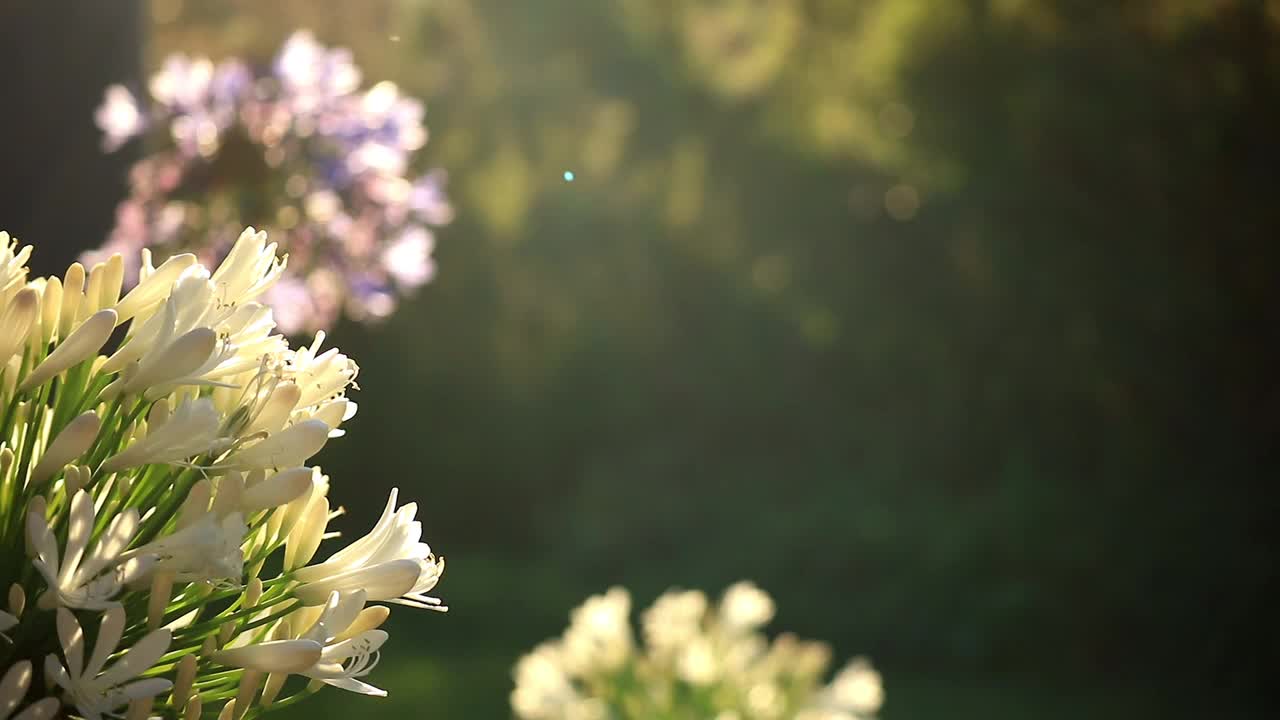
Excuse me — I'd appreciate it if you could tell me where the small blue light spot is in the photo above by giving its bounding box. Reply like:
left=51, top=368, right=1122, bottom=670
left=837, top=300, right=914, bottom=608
left=563, top=171, right=575, bottom=182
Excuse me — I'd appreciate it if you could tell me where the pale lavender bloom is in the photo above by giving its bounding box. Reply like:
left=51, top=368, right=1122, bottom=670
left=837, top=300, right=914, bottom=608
left=275, top=31, right=362, bottom=118
left=410, top=171, right=455, bottom=226
left=262, top=276, right=320, bottom=336
left=382, top=226, right=436, bottom=289
left=149, top=54, right=216, bottom=113
left=90, top=30, right=450, bottom=334
left=95, top=85, right=147, bottom=150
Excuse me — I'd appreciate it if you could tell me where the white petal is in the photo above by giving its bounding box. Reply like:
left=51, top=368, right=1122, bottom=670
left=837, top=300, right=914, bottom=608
left=322, top=675, right=387, bottom=697
left=55, top=608, right=85, bottom=679
left=232, top=420, right=330, bottom=469
left=113, top=253, right=196, bottom=323
left=115, top=677, right=173, bottom=701
left=41, top=656, right=69, bottom=693
left=26, top=508, right=59, bottom=584
left=86, top=607, right=127, bottom=678
left=294, top=559, right=420, bottom=606
left=59, top=491, right=96, bottom=588
left=98, top=629, right=171, bottom=687
left=0, top=661, right=34, bottom=718
left=11, top=696, right=60, bottom=720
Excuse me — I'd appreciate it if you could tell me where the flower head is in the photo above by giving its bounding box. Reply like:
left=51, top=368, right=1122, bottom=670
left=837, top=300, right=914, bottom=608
left=2, top=228, right=447, bottom=718
left=513, top=583, right=882, bottom=720
left=89, top=32, right=451, bottom=333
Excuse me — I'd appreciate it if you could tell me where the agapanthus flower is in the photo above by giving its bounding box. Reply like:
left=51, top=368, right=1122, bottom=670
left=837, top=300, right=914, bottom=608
left=512, top=583, right=884, bottom=720
left=44, top=608, right=173, bottom=720
left=90, top=30, right=452, bottom=334
left=0, top=228, right=447, bottom=720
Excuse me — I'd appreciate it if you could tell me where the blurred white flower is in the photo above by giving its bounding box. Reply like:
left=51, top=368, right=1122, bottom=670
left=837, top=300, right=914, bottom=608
left=719, top=581, right=775, bottom=633
left=513, top=582, right=882, bottom=720
left=562, top=587, right=633, bottom=675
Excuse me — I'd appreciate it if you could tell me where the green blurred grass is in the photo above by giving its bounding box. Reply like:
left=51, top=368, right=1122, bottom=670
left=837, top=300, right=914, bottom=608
left=268, top=555, right=1251, bottom=720
left=273, top=651, right=1193, bottom=720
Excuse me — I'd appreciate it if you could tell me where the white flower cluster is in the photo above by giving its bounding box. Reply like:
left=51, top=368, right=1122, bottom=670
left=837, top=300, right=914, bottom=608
left=0, top=229, right=445, bottom=719
left=512, top=582, right=883, bottom=720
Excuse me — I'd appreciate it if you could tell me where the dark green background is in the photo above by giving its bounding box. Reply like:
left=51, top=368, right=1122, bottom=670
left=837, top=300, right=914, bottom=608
left=2, top=1, right=1274, bottom=717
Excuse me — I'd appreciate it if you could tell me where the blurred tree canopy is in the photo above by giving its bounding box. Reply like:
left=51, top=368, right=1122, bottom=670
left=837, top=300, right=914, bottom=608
left=138, top=0, right=1280, bottom=707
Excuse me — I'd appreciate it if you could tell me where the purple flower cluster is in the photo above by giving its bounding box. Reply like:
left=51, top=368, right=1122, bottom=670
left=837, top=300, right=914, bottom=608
left=90, top=31, right=453, bottom=334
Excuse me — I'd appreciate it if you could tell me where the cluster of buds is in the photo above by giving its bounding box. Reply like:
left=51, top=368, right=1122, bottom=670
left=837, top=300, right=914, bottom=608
left=0, top=228, right=445, bottom=719
left=512, top=582, right=882, bottom=720
left=90, top=31, right=453, bottom=335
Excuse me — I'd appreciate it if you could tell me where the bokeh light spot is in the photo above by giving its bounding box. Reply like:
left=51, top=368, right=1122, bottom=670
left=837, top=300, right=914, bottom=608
left=884, top=184, right=920, bottom=221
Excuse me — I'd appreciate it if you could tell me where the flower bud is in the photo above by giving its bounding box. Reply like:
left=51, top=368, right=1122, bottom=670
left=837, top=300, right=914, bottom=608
left=0, top=287, right=39, bottom=365
left=39, top=276, right=62, bottom=344
left=101, top=253, right=125, bottom=309
left=20, top=309, right=116, bottom=391
left=241, top=467, right=313, bottom=514
left=183, top=695, right=203, bottom=720
left=32, top=411, right=100, bottom=483
left=58, top=262, right=85, bottom=338
left=82, top=261, right=106, bottom=319
left=172, top=655, right=198, bottom=712
left=212, top=639, right=323, bottom=673
left=7, top=584, right=24, bottom=619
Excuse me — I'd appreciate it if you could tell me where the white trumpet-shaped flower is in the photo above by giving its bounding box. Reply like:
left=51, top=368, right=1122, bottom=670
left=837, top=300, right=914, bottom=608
left=102, top=397, right=221, bottom=471
left=121, top=512, right=248, bottom=583
left=285, top=332, right=359, bottom=410
left=290, top=590, right=391, bottom=696
left=44, top=607, right=173, bottom=720
left=210, top=227, right=287, bottom=305
left=27, top=491, right=153, bottom=609
left=0, top=232, right=32, bottom=299
left=0, top=660, right=60, bottom=720
left=102, top=262, right=285, bottom=398
left=292, top=489, right=445, bottom=609
left=111, top=251, right=196, bottom=323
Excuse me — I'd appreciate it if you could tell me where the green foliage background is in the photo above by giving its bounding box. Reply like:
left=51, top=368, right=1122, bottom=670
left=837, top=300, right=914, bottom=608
left=21, top=0, right=1280, bottom=716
